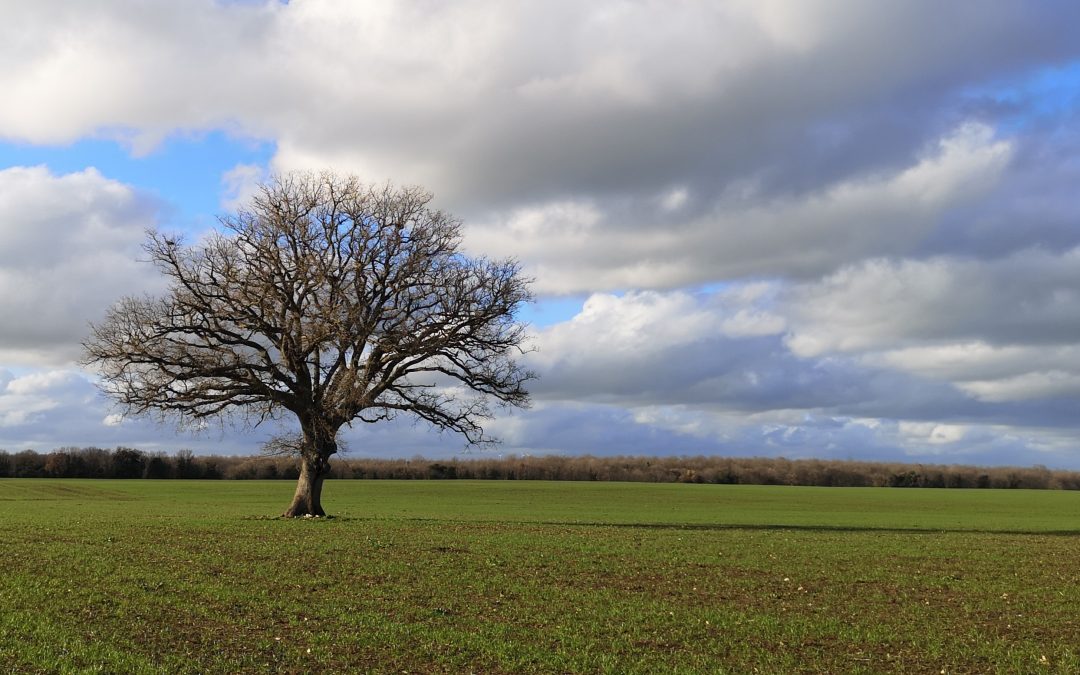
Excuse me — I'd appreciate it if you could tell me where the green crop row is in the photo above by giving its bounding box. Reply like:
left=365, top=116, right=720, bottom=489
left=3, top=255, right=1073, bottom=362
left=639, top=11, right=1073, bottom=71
left=1, top=479, right=1078, bottom=673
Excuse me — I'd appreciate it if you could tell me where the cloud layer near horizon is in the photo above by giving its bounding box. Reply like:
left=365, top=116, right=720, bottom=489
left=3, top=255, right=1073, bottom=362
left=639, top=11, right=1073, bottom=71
left=2, top=1, right=1080, bottom=465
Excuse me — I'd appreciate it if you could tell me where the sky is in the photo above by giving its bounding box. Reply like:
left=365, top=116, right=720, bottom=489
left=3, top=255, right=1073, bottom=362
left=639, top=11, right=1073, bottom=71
left=2, top=1, right=1080, bottom=467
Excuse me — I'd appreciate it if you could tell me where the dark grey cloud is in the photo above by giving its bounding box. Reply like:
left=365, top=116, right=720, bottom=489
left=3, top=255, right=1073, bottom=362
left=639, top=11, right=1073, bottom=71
left=3, top=2, right=1079, bottom=291
left=917, top=115, right=1080, bottom=259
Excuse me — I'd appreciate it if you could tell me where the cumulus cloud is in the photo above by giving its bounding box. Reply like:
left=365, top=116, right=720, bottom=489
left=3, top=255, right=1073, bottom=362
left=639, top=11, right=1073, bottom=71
left=3, top=1, right=1080, bottom=464
left=0, top=367, right=313, bottom=456
left=785, top=248, right=1080, bottom=357
left=781, top=249, right=1080, bottom=407
left=528, top=286, right=956, bottom=419
left=873, top=343, right=1074, bottom=382
left=220, top=163, right=268, bottom=212
left=1, top=2, right=1075, bottom=294
left=1, top=2, right=1074, bottom=197
left=519, top=283, right=1080, bottom=466
left=0, top=0, right=282, bottom=152
left=474, top=401, right=1080, bottom=468
left=0, top=371, right=73, bottom=427
left=529, top=288, right=788, bottom=406
left=467, top=123, right=1013, bottom=292
left=0, top=369, right=134, bottom=445
left=0, top=166, right=162, bottom=365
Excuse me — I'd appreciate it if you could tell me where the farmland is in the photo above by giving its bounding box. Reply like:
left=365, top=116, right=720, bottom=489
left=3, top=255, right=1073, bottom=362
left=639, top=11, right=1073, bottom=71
left=2, top=480, right=1079, bottom=673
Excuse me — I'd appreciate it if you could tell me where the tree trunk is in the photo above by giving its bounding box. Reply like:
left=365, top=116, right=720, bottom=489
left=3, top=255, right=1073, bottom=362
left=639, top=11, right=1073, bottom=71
left=282, top=415, right=340, bottom=518
left=283, top=454, right=328, bottom=517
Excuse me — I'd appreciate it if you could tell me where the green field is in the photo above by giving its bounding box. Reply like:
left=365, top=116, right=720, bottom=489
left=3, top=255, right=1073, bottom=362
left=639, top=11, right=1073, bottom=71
left=2, top=480, right=1079, bottom=673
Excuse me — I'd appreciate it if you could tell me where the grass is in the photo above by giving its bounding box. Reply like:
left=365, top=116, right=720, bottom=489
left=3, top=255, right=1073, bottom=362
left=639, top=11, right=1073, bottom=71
left=2, top=479, right=1079, bottom=673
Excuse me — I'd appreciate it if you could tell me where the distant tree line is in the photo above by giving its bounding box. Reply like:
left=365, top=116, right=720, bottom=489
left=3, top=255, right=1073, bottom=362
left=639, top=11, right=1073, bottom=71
left=1, top=447, right=1079, bottom=489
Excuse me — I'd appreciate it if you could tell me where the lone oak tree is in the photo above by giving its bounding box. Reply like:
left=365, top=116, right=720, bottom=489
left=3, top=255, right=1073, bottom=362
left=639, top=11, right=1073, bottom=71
left=83, top=173, right=533, bottom=517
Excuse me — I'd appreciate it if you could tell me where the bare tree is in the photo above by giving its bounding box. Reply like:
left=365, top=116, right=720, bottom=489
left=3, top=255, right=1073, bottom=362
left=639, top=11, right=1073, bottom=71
left=83, top=173, right=533, bottom=517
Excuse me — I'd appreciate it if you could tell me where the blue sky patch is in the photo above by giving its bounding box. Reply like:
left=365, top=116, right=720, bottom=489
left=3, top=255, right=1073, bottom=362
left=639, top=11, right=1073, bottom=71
left=0, top=131, right=275, bottom=231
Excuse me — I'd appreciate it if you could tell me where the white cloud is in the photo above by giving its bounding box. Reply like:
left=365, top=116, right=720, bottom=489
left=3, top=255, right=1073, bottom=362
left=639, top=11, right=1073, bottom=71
left=871, top=343, right=1080, bottom=397
left=0, top=0, right=282, bottom=149
left=794, top=250, right=1080, bottom=349
left=0, top=3, right=1054, bottom=196
left=0, top=367, right=287, bottom=455
left=536, top=291, right=726, bottom=360
left=3, top=1, right=1080, bottom=466
left=0, top=166, right=162, bottom=365
left=784, top=248, right=1080, bottom=356
left=960, top=372, right=1080, bottom=403
left=466, top=124, right=1012, bottom=293
left=527, top=285, right=887, bottom=415
left=0, top=370, right=81, bottom=428
left=4, top=370, right=84, bottom=396
left=897, top=421, right=970, bottom=446
left=658, top=187, right=689, bottom=212
left=0, top=2, right=1068, bottom=300
left=511, top=277, right=1080, bottom=467
left=220, top=163, right=267, bottom=212
left=782, top=248, right=1080, bottom=406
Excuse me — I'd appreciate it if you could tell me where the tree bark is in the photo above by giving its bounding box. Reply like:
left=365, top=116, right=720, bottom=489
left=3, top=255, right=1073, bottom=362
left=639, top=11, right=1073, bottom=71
left=282, top=415, right=340, bottom=517
left=283, top=454, right=328, bottom=517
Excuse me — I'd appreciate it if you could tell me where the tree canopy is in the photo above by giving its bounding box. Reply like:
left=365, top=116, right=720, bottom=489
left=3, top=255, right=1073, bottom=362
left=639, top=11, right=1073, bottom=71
left=84, top=172, right=533, bottom=516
